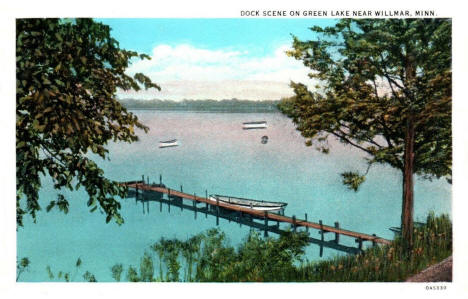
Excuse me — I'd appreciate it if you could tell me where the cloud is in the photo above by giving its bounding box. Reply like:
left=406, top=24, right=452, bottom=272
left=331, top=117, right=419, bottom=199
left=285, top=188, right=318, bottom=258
left=119, top=44, right=314, bottom=100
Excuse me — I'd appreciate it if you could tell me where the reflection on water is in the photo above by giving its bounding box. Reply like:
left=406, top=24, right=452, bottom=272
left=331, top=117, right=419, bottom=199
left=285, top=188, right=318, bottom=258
left=17, top=111, right=451, bottom=281
left=130, top=188, right=362, bottom=255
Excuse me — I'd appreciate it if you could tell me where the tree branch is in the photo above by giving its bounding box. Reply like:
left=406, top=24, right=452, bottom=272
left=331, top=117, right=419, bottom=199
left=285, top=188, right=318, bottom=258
left=337, top=122, right=384, bottom=149
left=330, top=131, right=373, bottom=155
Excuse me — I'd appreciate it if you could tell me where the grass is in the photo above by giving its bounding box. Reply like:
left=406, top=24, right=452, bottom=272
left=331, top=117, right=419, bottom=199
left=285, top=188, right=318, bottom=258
left=111, top=212, right=451, bottom=282
left=295, top=212, right=452, bottom=282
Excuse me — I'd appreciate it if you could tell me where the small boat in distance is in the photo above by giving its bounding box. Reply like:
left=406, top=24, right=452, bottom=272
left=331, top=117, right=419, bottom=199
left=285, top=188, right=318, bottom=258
left=208, top=194, right=287, bottom=212
left=159, top=139, right=178, bottom=148
left=242, top=121, right=267, bottom=130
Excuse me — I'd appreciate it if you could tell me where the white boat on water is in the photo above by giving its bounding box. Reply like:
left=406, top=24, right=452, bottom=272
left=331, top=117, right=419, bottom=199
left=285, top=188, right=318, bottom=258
left=208, top=194, right=287, bottom=212
left=242, top=121, right=267, bottom=130
left=159, top=139, right=178, bottom=148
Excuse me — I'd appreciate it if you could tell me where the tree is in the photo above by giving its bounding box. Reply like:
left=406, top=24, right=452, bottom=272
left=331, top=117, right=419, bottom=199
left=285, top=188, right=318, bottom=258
left=278, top=19, right=451, bottom=249
left=16, top=18, right=160, bottom=227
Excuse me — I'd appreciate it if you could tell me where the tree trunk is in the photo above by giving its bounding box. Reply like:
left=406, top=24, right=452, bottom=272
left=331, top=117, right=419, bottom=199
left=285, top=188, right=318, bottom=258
left=401, top=114, right=415, bottom=250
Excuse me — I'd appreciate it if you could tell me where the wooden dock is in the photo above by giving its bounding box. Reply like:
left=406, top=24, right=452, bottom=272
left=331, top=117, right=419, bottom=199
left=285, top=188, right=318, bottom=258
left=122, top=179, right=392, bottom=252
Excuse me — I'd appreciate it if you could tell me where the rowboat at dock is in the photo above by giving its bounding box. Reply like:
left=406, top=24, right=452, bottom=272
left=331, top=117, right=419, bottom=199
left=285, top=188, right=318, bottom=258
left=121, top=179, right=392, bottom=247
left=159, top=139, right=178, bottom=148
left=242, top=121, right=267, bottom=130
left=208, top=194, right=287, bottom=212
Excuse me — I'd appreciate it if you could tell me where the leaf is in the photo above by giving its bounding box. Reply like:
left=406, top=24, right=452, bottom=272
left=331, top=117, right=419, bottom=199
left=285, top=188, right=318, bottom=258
left=20, top=257, right=30, bottom=268
left=54, top=32, right=62, bottom=41
left=54, top=79, right=64, bottom=86
left=56, top=194, right=69, bottom=214
left=83, top=271, right=97, bottom=282
left=46, top=201, right=56, bottom=212
left=46, top=266, right=54, bottom=280
left=76, top=257, right=82, bottom=268
left=341, top=172, right=366, bottom=192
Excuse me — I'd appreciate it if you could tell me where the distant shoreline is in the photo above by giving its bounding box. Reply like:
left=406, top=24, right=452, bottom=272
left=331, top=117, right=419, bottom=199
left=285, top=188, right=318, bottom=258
left=120, top=99, right=281, bottom=113
left=126, top=108, right=280, bottom=113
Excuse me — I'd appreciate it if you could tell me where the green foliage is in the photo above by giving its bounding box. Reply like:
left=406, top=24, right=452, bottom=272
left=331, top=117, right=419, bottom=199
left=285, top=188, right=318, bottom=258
left=46, top=194, right=69, bottom=214
left=76, top=257, right=82, bottom=268
left=296, top=213, right=452, bottom=282
left=341, top=171, right=366, bottom=191
left=139, top=253, right=155, bottom=282
left=111, top=264, right=123, bottom=282
left=16, top=257, right=30, bottom=281
left=151, top=239, right=183, bottom=281
left=16, top=18, right=159, bottom=227
left=204, top=230, right=310, bottom=282
left=126, top=266, right=139, bottom=282
left=46, top=265, right=54, bottom=280
left=83, top=271, right=97, bottom=282
left=179, top=235, right=202, bottom=281
left=44, top=257, right=94, bottom=282
left=116, top=228, right=309, bottom=282
left=279, top=19, right=451, bottom=182
left=112, top=214, right=450, bottom=282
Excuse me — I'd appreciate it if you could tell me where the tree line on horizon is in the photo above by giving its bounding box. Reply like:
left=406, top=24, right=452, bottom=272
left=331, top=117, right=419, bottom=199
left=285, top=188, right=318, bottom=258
left=119, top=98, right=280, bottom=112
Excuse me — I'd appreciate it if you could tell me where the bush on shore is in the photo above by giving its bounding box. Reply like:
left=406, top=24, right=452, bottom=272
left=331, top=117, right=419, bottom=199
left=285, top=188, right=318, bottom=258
left=112, top=212, right=451, bottom=282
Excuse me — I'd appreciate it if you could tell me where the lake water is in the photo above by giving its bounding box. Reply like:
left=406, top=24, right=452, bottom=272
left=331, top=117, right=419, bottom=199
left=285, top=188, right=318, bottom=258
left=17, top=111, right=451, bottom=281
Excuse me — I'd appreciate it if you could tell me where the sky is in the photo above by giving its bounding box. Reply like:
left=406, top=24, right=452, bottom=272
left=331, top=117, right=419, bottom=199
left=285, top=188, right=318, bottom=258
left=98, top=18, right=336, bottom=101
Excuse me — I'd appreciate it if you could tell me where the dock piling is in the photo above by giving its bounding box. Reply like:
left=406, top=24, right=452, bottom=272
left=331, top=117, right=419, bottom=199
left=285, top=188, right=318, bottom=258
left=264, top=211, right=269, bottom=237
left=193, top=198, right=197, bottom=219
left=216, top=197, right=220, bottom=226
left=292, top=215, right=296, bottom=232
left=334, top=222, right=340, bottom=244
left=319, top=220, right=324, bottom=257
left=356, top=238, right=363, bottom=251
left=372, top=234, right=377, bottom=247
left=168, top=188, right=171, bottom=213
left=135, top=185, right=139, bottom=204
left=319, top=220, right=324, bottom=242
left=305, top=213, right=309, bottom=232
